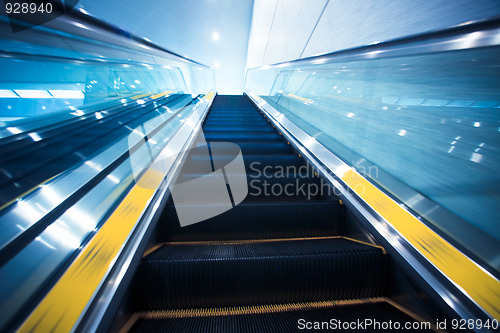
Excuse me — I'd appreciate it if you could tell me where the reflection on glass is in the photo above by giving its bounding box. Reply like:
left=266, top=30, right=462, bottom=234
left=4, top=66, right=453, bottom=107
left=246, top=44, right=500, bottom=271
left=0, top=56, right=186, bottom=122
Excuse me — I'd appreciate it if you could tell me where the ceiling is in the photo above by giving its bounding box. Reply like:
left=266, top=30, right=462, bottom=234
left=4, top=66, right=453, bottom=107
left=77, top=0, right=254, bottom=94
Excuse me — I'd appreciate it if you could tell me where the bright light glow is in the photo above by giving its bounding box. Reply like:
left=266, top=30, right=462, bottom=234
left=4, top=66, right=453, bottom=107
left=214, top=61, right=220, bottom=68
left=470, top=152, right=483, bottom=163
left=346, top=112, right=355, bottom=118
left=0, top=89, right=19, bottom=98
left=45, top=222, right=82, bottom=249
left=71, top=110, right=84, bottom=116
left=334, top=164, right=352, bottom=178
left=14, top=90, right=53, bottom=98
left=85, top=160, right=102, bottom=172
left=212, top=31, right=220, bottom=41
left=367, top=50, right=383, bottom=58
left=49, top=90, right=85, bottom=99
left=130, top=85, right=136, bottom=89
left=304, top=137, right=317, bottom=149
left=74, top=22, right=90, bottom=30
left=137, top=99, right=146, bottom=105
left=398, top=129, right=407, bottom=136
left=7, top=127, right=21, bottom=134
left=474, top=122, right=480, bottom=127
left=40, top=184, right=63, bottom=205
left=16, top=200, right=44, bottom=222
left=107, top=174, right=120, bottom=184
left=460, top=31, right=483, bottom=48
left=134, top=80, right=141, bottom=84
left=28, top=132, right=42, bottom=142
left=313, top=58, right=327, bottom=64
left=95, top=112, right=103, bottom=119
left=120, top=99, right=127, bottom=104
left=35, top=236, right=56, bottom=250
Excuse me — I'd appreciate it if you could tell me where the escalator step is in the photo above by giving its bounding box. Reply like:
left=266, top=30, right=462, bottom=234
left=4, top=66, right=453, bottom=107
left=205, top=120, right=267, bottom=125
left=206, top=118, right=263, bottom=122
left=132, top=301, right=432, bottom=333
left=204, top=119, right=269, bottom=125
left=162, top=200, right=343, bottom=241
left=206, top=111, right=261, bottom=115
left=195, top=141, right=292, bottom=155
left=205, top=115, right=265, bottom=120
left=177, top=171, right=331, bottom=201
left=188, top=154, right=305, bottom=168
left=204, top=132, right=282, bottom=142
left=130, top=95, right=395, bottom=331
left=133, top=238, right=387, bottom=310
left=208, top=110, right=261, bottom=114
left=203, top=126, right=275, bottom=133
left=206, top=118, right=262, bottom=122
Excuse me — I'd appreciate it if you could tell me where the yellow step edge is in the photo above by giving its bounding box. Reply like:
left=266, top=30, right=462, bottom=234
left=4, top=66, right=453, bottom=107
left=138, top=298, right=386, bottom=319
left=159, top=236, right=385, bottom=252
left=162, top=235, right=344, bottom=246
left=341, top=236, right=387, bottom=254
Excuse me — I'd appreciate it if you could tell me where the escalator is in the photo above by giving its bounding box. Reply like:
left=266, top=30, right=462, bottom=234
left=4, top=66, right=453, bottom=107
left=2, top=11, right=497, bottom=331
left=127, top=95, right=434, bottom=332
left=0, top=93, right=211, bottom=333
left=0, top=93, right=191, bottom=207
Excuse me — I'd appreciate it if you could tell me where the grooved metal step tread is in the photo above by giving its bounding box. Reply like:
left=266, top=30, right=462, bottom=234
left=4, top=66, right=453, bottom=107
left=162, top=200, right=343, bottom=241
left=133, top=238, right=387, bottom=310
left=204, top=133, right=283, bottom=142
left=203, top=126, right=275, bottom=132
left=196, top=141, right=292, bottom=155
left=189, top=154, right=305, bottom=168
left=131, top=299, right=433, bottom=333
